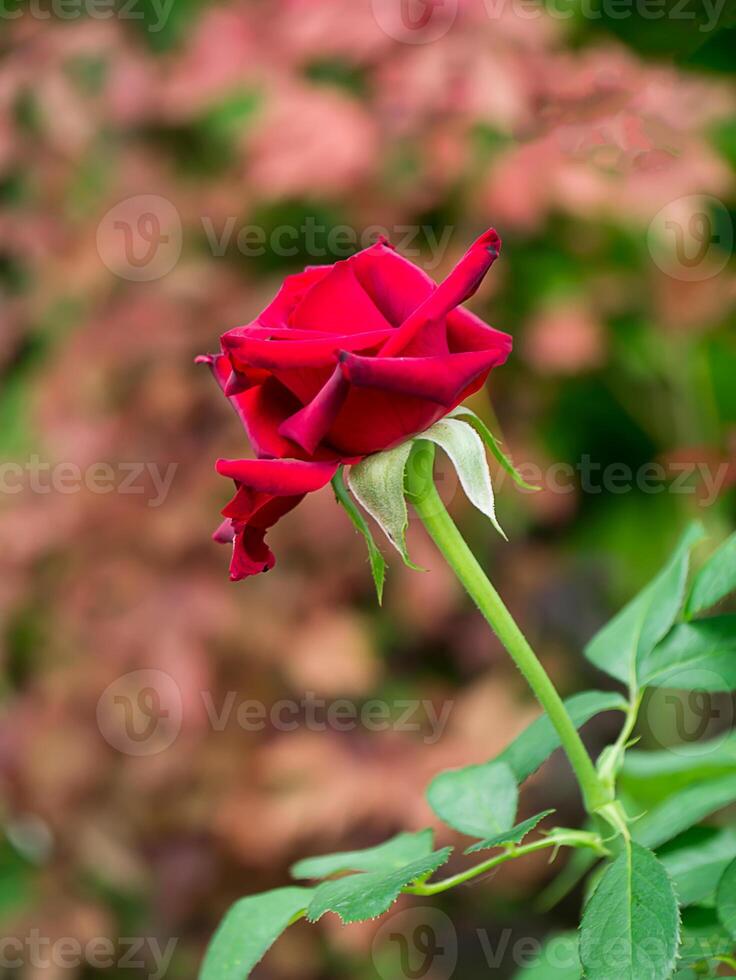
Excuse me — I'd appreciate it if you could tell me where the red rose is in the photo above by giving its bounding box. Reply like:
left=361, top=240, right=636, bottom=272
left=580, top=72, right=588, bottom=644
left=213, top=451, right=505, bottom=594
left=199, top=228, right=511, bottom=580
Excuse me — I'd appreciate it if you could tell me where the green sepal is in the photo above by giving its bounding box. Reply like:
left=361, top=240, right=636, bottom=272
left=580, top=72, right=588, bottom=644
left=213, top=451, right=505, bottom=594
left=448, top=406, right=540, bottom=491
left=332, top=466, right=387, bottom=603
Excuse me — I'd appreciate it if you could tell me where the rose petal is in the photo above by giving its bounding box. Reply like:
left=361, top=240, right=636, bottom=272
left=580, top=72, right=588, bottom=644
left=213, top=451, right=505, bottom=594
left=278, top=363, right=350, bottom=455
left=380, top=228, right=501, bottom=356
left=229, top=525, right=276, bottom=580
left=258, top=265, right=334, bottom=329
left=290, top=259, right=393, bottom=334
left=339, top=346, right=510, bottom=406
left=216, top=457, right=339, bottom=495
left=223, top=327, right=392, bottom=370
left=446, top=307, right=512, bottom=355
left=349, top=238, right=435, bottom=326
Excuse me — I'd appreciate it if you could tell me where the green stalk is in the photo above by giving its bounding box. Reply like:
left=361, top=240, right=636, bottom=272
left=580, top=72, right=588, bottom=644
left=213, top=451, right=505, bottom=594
left=406, top=829, right=607, bottom=897
left=404, top=440, right=611, bottom=815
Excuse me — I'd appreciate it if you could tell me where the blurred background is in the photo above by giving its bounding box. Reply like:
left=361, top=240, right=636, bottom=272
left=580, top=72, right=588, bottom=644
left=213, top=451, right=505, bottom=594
left=0, top=0, right=735, bottom=976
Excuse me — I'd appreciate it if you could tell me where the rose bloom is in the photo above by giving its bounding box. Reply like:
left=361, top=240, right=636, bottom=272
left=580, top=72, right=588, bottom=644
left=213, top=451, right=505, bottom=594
left=199, top=228, right=511, bottom=580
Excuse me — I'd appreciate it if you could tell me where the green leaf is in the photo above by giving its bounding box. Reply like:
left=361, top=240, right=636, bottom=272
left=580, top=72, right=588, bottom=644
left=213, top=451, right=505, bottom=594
left=620, top=733, right=736, bottom=806
left=305, top=849, right=452, bottom=924
left=634, top=773, right=736, bottom=850
left=639, top=616, right=736, bottom=691
left=448, top=406, right=540, bottom=491
left=347, top=442, right=417, bottom=568
left=661, top=828, right=736, bottom=906
left=585, top=522, right=706, bottom=686
left=421, top=417, right=505, bottom=537
left=427, top=761, right=518, bottom=839
left=686, top=532, right=736, bottom=618
left=465, top=810, right=556, bottom=854
left=679, top=906, right=734, bottom=965
left=200, top=887, right=313, bottom=980
left=291, top=829, right=435, bottom=880
left=497, top=691, right=628, bottom=783
left=332, top=468, right=386, bottom=603
left=512, top=932, right=581, bottom=978
left=579, top=842, right=680, bottom=980
left=717, top=858, right=736, bottom=939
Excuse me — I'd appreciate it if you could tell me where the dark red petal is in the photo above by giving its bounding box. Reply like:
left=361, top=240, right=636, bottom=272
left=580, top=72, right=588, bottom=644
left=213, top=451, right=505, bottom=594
left=326, top=388, right=445, bottom=456
left=348, top=238, right=435, bottom=326
left=229, top=526, right=276, bottom=580
left=221, top=485, right=306, bottom=528
left=215, top=457, right=339, bottom=495
left=278, top=364, right=350, bottom=455
left=258, top=265, right=334, bottom=329
left=339, top=346, right=510, bottom=406
left=289, top=259, right=393, bottom=335
left=446, top=307, right=513, bottom=354
left=224, top=328, right=392, bottom=370
left=380, top=228, right=502, bottom=356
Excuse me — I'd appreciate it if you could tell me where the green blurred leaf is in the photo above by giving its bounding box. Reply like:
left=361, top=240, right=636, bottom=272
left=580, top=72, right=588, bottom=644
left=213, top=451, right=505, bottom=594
left=634, top=773, right=736, bottom=850
left=717, top=858, right=736, bottom=940
left=497, top=690, right=628, bottom=783
left=465, top=810, right=556, bottom=855
left=585, top=522, right=705, bottom=686
left=686, top=533, right=736, bottom=618
left=291, top=829, right=434, bottom=880
left=348, top=443, right=417, bottom=568
left=306, top=849, right=452, bottom=924
left=580, top=843, right=679, bottom=980
left=421, top=418, right=505, bottom=538
left=427, top=761, right=518, bottom=840
left=621, top=733, right=736, bottom=805
left=332, top=468, right=386, bottom=603
left=639, top=616, right=736, bottom=691
left=512, top=932, right=581, bottom=978
left=661, top=828, right=736, bottom=906
left=200, top=887, right=312, bottom=980
left=679, top=906, right=734, bottom=966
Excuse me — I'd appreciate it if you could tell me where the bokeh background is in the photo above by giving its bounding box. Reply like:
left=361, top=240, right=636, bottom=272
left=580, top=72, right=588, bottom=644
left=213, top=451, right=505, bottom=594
left=1, top=0, right=735, bottom=976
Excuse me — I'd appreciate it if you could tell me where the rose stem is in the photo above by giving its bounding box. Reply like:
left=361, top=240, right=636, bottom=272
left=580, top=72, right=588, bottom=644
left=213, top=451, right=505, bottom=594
left=404, top=439, right=610, bottom=816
